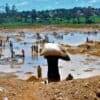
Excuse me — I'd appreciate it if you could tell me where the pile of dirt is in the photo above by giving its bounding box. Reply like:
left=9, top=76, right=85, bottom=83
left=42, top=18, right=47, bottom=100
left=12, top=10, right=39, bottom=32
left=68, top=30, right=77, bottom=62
left=0, top=77, right=38, bottom=100
left=36, top=76, right=100, bottom=100
left=0, top=76, right=100, bottom=100
left=26, top=75, right=39, bottom=82
left=67, top=41, right=100, bottom=57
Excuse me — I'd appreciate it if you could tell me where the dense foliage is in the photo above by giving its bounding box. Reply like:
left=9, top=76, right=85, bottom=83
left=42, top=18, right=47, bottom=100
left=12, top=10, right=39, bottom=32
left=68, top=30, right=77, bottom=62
left=0, top=4, right=100, bottom=25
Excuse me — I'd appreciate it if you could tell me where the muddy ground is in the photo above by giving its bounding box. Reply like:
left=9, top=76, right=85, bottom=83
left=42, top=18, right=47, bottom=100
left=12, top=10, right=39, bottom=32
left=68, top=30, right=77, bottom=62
left=0, top=27, right=100, bottom=100
left=66, top=41, right=100, bottom=57
left=0, top=76, right=100, bottom=100
left=0, top=26, right=100, bottom=33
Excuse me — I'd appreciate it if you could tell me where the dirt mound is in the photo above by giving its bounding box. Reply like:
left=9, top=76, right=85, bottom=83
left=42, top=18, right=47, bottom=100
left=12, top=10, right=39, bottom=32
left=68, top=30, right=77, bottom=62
left=0, top=76, right=100, bottom=100
left=26, top=76, right=39, bottom=82
left=67, top=41, right=100, bottom=57
left=36, top=76, right=100, bottom=100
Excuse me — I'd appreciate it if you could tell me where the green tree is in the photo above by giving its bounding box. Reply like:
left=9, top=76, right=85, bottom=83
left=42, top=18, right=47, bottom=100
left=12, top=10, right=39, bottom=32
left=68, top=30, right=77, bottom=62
left=11, top=5, right=17, bottom=14
left=30, top=9, right=36, bottom=23
left=5, top=3, right=10, bottom=14
left=83, top=7, right=94, bottom=23
left=75, top=10, right=81, bottom=24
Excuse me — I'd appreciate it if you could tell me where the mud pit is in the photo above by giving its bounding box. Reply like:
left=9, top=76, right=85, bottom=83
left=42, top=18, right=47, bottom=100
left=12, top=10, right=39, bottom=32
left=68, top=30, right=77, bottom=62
left=0, top=31, right=100, bottom=80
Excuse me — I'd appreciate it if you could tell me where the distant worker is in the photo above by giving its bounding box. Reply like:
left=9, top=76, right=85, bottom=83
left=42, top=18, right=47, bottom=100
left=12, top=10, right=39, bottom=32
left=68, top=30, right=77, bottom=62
left=31, top=45, right=35, bottom=57
left=36, top=44, right=38, bottom=53
left=11, top=49, right=14, bottom=58
left=86, top=37, right=89, bottom=43
left=86, top=37, right=93, bottom=43
left=33, top=44, right=38, bottom=53
left=22, top=49, right=25, bottom=58
left=6, top=36, right=9, bottom=42
left=9, top=41, right=13, bottom=49
left=3, top=40, right=6, bottom=48
left=9, top=41, right=13, bottom=58
left=0, top=40, right=2, bottom=47
left=13, top=51, right=15, bottom=57
left=37, top=65, right=42, bottom=78
left=45, top=35, right=49, bottom=43
left=31, top=45, right=34, bottom=53
left=36, top=33, right=41, bottom=39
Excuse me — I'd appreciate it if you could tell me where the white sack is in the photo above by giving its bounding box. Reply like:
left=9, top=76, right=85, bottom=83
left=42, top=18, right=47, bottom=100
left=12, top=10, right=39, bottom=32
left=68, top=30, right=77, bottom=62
left=40, top=43, right=66, bottom=56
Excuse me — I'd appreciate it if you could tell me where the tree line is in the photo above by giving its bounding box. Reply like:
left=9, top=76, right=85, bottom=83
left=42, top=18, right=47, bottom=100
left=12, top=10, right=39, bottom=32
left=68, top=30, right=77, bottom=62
left=0, top=3, right=100, bottom=24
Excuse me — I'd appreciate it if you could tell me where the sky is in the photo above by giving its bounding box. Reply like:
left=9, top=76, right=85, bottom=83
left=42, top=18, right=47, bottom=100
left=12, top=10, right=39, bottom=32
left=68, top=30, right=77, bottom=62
left=0, top=0, right=100, bottom=11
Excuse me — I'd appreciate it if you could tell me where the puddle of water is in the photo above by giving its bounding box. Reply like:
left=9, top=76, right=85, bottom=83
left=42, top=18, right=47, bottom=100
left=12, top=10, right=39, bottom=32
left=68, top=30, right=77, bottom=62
left=59, top=54, right=100, bottom=80
left=47, top=32, right=100, bottom=45
left=0, top=32, right=100, bottom=80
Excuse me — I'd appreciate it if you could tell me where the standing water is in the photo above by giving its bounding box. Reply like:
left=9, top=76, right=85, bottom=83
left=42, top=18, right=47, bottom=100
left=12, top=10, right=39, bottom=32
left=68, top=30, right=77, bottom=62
left=0, top=32, right=100, bottom=80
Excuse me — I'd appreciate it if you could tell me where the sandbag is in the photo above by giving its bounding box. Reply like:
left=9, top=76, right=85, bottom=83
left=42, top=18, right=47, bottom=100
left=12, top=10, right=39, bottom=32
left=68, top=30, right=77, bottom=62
left=40, top=43, right=66, bottom=57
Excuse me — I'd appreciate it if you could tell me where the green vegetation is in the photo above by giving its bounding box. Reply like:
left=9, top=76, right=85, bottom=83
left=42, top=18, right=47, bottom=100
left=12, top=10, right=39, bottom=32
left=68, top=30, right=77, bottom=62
left=0, top=4, right=100, bottom=28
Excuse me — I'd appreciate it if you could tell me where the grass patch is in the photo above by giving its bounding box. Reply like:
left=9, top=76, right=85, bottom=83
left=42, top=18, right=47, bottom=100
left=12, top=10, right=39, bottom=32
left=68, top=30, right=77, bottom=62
left=0, top=22, right=99, bottom=30
left=50, top=24, right=100, bottom=28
